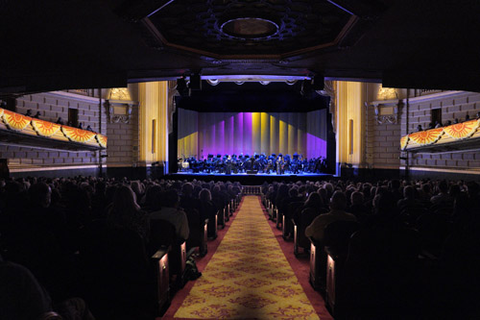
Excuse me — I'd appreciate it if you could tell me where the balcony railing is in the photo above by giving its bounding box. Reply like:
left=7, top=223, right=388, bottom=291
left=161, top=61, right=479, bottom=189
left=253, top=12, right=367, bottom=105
left=65, top=89, right=98, bottom=97
left=414, top=89, right=444, bottom=97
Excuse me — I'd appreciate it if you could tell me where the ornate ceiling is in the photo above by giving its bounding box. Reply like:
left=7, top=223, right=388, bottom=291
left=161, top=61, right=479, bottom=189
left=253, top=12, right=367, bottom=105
left=1, top=0, right=480, bottom=94
left=146, top=0, right=356, bottom=58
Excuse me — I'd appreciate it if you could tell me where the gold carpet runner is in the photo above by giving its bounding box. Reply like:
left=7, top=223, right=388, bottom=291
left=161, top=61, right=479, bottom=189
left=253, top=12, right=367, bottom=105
left=174, top=196, right=319, bottom=319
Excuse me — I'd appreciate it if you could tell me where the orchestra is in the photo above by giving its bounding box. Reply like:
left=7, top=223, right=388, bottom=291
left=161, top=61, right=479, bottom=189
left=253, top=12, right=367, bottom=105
left=178, top=152, right=327, bottom=174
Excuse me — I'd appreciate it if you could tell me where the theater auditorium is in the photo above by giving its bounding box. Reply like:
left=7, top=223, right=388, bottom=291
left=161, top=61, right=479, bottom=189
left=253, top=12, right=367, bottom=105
left=1, top=1, right=480, bottom=319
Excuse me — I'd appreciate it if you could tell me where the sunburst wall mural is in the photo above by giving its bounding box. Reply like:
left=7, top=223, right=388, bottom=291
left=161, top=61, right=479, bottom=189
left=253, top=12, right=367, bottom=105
left=401, top=119, right=480, bottom=151
left=0, top=107, right=107, bottom=149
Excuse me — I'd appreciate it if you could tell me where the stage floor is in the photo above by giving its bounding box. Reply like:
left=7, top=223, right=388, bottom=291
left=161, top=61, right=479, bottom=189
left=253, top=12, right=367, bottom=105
left=170, top=171, right=333, bottom=184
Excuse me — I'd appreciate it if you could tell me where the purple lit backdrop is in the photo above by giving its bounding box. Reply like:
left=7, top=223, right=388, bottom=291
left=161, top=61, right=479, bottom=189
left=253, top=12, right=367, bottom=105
left=178, top=109, right=327, bottom=160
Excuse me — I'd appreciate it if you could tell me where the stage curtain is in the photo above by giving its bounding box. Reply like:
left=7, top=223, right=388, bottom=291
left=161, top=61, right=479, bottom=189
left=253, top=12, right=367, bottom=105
left=177, top=109, right=327, bottom=159
left=306, top=109, right=328, bottom=159
left=177, top=108, right=198, bottom=158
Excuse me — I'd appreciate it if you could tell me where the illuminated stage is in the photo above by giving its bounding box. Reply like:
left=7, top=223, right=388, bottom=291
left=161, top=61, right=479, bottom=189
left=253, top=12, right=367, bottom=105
left=170, top=171, right=334, bottom=184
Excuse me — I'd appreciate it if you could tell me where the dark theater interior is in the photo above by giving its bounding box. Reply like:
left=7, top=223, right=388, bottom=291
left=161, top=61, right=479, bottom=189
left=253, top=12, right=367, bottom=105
left=1, top=1, right=480, bottom=319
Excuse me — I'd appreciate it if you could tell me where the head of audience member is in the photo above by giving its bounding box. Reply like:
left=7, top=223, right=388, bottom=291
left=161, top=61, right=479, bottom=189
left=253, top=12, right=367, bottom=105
left=199, top=188, right=212, bottom=202
left=449, top=184, right=462, bottom=199
left=145, top=185, right=162, bottom=210
left=130, top=180, right=144, bottom=199
left=181, top=182, right=194, bottom=197
left=329, top=191, right=347, bottom=211
left=437, top=180, right=449, bottom=194
left=324, top=183, right=334, bottom=198
left=389, top=179, right=401, bottom=191
left=105, top=185, right=119, bottom=208
left=50, top=187, right=61, bottom=207
left=350, top=191, right=364, bottom=206
left=159, top=189, right=180, bottom=208
left=95, top=181, right=106, bottom=197
left=373, top=191, right=396, bottom=216
left=171, top=181, right=182, bottom=191
left=111, top=185, right=140, bottom=216
left=276, top=184, right=289, bottom=198
left=318, top=187, right=328, bottom=202
left=466, top=181, right=480, bottom=198
left=212, top=185, right=221, bottom=196
left=403, top=185, right=415, bottom=200
left=29, top=182, right=52, bottom=209
left=65, top=184, right=91, bottom=211
left=304, top=192, right=323, bottom=208
left=288, top=187, right=298, bottom=198
left=421, top=183, right=432, bottom=198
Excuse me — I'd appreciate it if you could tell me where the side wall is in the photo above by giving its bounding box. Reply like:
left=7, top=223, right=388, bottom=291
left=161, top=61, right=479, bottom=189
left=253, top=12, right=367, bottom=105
left=1, top=91, right=106, bottom=177
left=401, top=91, right=480, bottom=180
left=362, top=87, right=480, bottom=181
left=105, top=85, right=141, bottom=178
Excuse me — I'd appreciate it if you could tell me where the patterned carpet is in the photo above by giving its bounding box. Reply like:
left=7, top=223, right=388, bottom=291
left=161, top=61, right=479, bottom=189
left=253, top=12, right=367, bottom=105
left=173, top=196, right=320, bottom=319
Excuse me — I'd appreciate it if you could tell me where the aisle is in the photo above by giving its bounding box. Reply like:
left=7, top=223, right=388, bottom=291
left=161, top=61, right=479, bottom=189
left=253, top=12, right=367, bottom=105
left=172, top=196, right=320, bottom=319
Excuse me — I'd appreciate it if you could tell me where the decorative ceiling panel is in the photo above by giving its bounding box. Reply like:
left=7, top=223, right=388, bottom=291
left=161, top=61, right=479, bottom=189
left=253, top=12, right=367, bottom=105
left=147, top=0, right=355, bottom=57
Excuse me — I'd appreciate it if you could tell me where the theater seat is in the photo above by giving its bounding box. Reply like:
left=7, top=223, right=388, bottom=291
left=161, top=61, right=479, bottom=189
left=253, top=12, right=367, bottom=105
left=322, top=220, right=359, bottom=318
left=151, top=248, right=170, bottom=316
left=79, top=221, right=155, bottom=320
left=343, top=225, right=422, bottom=318
left=308, top=237, right=327, bottom=293
left=149, top=219, right=187, bottom=290
left=208, top=211, right=218, bottom=239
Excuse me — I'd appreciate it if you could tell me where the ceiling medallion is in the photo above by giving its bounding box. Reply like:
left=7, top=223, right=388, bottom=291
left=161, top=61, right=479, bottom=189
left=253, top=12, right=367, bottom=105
left=221, top=17, right=279, bottom=40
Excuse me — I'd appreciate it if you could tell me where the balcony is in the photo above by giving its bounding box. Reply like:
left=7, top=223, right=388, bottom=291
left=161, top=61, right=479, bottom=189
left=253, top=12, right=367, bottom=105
left=401, top=119, right=480, bottom=153
left=0, top=108, right=106, bottom=151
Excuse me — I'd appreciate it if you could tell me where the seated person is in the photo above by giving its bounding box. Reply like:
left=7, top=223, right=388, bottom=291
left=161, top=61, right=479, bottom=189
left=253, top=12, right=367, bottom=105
left=0, top=254, right=53, bottom=320
left=305, top=191, right=357, bottom=242
left=149, top=189, right=189, bottom=241
left=0, top=254, right=94, bottom=320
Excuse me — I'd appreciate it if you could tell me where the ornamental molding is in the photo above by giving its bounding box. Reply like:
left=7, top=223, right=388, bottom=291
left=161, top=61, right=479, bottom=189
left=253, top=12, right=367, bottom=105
left=104, top=100, right=135, bottom=124
left=368, top=99, right=402, bottom=125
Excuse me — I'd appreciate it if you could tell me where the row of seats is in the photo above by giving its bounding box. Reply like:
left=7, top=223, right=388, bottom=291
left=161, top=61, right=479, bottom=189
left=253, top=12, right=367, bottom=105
left=0, top=177, right=242, bottom=319
left=147, top=192, right=242, bottom=316
left=261, top=178, right=480, bottom=319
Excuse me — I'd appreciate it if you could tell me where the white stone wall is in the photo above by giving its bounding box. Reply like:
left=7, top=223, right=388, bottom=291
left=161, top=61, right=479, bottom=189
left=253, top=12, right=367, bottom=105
left=401, top=91, right=480, bottom=170
left=106, top=106, right=139, bottom=167
left=0, top=91, right=106, bottom=171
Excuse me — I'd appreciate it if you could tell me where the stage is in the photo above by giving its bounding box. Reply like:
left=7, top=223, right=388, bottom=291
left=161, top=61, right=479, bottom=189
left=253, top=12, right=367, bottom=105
left=169, top=171, right=334, bottom=185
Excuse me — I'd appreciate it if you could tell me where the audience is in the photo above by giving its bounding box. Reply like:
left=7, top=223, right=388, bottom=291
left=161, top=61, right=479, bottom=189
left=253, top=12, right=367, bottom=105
left=2, top=174, right=480, bottom=318
left=149, top=189, right=190, bottom=241
left=305, top=191, right=357, bottom=242
left=106, top=185, right=150, bottom=243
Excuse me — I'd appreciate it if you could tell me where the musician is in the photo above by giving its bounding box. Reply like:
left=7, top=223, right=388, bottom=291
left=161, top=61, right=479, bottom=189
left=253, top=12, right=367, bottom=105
left=231, top=154, right=239, bottom=173
left=243, top=155, right=252, bottom=171
left=276, top=154, right=283, bottom=175
left=291, top=153, right=300, bottom=174
left=283, top=154, right=291, bottom=173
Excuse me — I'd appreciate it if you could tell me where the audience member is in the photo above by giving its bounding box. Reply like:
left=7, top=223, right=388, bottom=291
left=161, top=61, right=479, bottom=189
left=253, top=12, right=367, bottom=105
left=106, top=185, right=149, bottom=242
left=150, top=189, right=189, bottom=240
left=305, top=191, right=357, bottom=242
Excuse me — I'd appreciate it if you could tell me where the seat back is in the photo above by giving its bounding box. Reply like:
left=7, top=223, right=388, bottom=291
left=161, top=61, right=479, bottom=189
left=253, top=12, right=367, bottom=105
left=149, top=219, right=177, bottom=250
left=324, top=220, right=360, bottom=256
left=80, top=221, right=153, bottom=319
